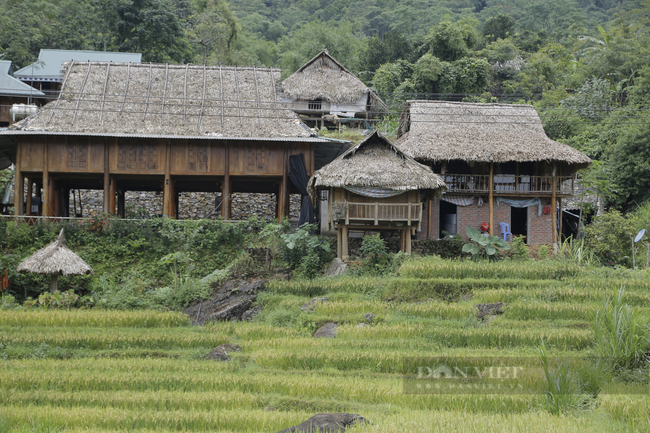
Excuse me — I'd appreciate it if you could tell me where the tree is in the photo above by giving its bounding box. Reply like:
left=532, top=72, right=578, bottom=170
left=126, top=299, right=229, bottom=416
left=114, top=0, right=193, bottom=63
left=482, top=13, right=515, bottom=43
left=425, top=20, right=480, bottom=62
left=359, top=31, right=414, bottom=74
left=187, top=0, right=239, bottom=64
left=610, top=120, right=650, bottom=209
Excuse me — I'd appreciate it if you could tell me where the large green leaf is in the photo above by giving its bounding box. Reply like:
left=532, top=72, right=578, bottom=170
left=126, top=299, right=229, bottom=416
left=486, top=245, right=496, bottom=256
left=462, top=243, right=479, bottom=255
left=466, top=226, right=482, bottom=242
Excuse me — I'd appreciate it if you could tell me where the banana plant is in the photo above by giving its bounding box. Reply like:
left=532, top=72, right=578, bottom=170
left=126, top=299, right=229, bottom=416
left=462, top=226, right=510, bottom=260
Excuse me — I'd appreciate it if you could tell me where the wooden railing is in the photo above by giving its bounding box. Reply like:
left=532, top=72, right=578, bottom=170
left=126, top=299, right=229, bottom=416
left=444, top=174, right=576, bottom=195
left=333, top=202, right=422, bottom=225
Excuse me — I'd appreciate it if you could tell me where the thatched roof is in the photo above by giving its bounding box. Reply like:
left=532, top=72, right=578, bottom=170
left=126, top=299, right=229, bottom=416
left=281, top=50, right=388, bottom=112
left=13, top=62, right=316, bottom=139
left=16, top=230, right=93, bottom=276
left=395, top=101, right=592, bottom=169
left=308, top=131, right=446, bottom=196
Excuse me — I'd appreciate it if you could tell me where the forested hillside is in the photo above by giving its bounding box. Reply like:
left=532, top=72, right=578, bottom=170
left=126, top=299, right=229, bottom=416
left=1, top=0, right=650, bottom=209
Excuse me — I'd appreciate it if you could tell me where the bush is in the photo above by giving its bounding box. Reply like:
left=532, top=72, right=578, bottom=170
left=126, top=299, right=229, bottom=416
left=423, top=233, right=465, bottom=259
left=359, top=234, right=390, bottom=275
left=281, top=224, right=333, bottom=279
left=511, top=236, right=529, bottom=260
left=584, top=209, right=637, bottom=267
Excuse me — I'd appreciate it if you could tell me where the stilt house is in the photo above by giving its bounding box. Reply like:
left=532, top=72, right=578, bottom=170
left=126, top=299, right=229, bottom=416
left=1, top=61, right=342, bottom=220
left=395, top=101, right=592, bottom=245
left=309, top=131, right=446, bottom=258
left=281, top=50, right=388, bottom=128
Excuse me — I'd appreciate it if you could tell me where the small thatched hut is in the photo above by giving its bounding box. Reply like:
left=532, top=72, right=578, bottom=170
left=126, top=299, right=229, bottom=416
left=309, top=131, right=446, bottom=257
left=17, top=229, right=93, bottom=292
left=395, top=101, right=592, bottom=245
left=281, top=50, right=388, bottom=127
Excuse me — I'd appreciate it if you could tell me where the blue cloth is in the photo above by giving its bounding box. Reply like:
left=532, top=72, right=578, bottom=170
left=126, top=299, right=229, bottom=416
left=345, top=186, right=405, bottom=198
left=441, top=195, right=474, bottom=206
left=496, top=197, right=543, bottom=216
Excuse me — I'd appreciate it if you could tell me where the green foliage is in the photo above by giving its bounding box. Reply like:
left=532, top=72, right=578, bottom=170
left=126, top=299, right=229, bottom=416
left=584, top=209, right=636, bottom=267
left=359, top=234, right=389, bottom=272
left=425, top=19, right=480, bottom=62
left=511, top=236, right=529, bottom=261
left=462, top=226, right=511, bottom=260
left=281, top=224, right=332, bottom=279
left=359, top=30, right=414, bottom=75
left=594, top=288, right=650, bottom=372
left=538, top=245, right=550, bottom=260
left=482, top=14, right=515, bottom=43
left=37, top=291, right=79, bottom=309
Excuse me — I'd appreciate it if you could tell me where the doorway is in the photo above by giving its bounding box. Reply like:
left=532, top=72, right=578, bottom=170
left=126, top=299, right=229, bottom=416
left=511, top=206, right=528, bottom=242
left=439, top=200, right=458, bottom=238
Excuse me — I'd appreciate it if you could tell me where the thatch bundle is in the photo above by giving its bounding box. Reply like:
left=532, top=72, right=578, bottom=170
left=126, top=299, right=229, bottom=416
left=396, top=101, right=592, bottom=169
left=308, top=131, right=446, bottom=196
left=17, top=229, right=93, bottom=293
left=18, top=62, right=313, bottom=138
left=282, top=50, right=383, bottom=108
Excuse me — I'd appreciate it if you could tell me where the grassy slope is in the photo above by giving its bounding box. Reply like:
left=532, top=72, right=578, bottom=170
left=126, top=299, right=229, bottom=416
left=1, top=258, right=649, bottom=432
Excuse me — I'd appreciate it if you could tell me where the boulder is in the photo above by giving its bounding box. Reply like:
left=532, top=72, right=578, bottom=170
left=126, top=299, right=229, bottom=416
left=301, top=297, right=329, bottom=312
left=242, top=305, right=262, bottom=322
left=325, top=259, right=348, bottom=277
left=312, top=323, right=337, bottom=338
left=475, top=302, right=506, bottom=319
left=363, top=313, right=376, bottom=323
left=277, top=413, right=368, bottom=433
left=184, top=279, right=267, bottom=324
left=206, top=343, right=242, bottom=361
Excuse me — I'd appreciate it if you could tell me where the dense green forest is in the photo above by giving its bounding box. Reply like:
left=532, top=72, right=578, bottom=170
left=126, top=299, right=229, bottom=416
left=1, top=0, right=650, bottom=209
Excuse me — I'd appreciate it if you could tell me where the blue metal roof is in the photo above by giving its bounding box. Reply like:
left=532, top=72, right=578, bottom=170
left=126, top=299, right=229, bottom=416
left=13, top=49, right=142, bottom=82
left=0, top=61, right=45, bottom=97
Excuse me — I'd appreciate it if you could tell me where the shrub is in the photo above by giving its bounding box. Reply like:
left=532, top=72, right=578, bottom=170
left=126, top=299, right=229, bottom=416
left=424, top=233, right=465, bottom=259
left=538, top=245, right=550, bottom=260
left=511, top=236, right=529, bottom=260
left=37, top=290, right=79, bottom=309
left=594, top=288, right=650, bottom=372
left=462, top=227, right=510, bottom=260
left=359, top=234, right=390, bottom=275
left=281, top=224, right=332, bottom=279
left=584, top=209, right=637, bottom=267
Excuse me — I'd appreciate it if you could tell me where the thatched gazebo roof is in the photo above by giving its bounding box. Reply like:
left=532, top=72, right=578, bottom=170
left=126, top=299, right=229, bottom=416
left=281, top=50, right=388, bottom=112
left=308, top=131, right=446, bottom=197
left=17, top=230, right=92, bottom=292
left=395, top=101, right=592, bottom=169
left=12, top=61, right=317, bottom=139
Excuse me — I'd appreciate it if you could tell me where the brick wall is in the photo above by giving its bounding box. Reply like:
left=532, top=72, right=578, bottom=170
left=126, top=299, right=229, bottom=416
left=527, top=204, right=554, bottom=245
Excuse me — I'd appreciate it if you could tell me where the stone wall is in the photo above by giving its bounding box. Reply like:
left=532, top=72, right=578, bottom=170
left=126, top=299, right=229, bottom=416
left=70, top=189, right=301, bottom=220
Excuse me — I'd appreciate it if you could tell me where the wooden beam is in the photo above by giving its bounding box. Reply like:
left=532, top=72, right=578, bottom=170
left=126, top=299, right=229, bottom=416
left=222, top=142, right=231, bottom=220
left=489, top=162, right=494, bottom=236
left=42, top=138, right=50, bottom=217
left=103, top=138, right=110, bottom=213
left=163, top=139, right=172, bottom=217
left=406, top=227, right=412, bottom=254
left=427, top=199, right=433, bottom=240
left=341, top=225, right=349, bottom=259
left=13, top=140, right=23, bottom=216
left=337, top=227, right=342, bottom=259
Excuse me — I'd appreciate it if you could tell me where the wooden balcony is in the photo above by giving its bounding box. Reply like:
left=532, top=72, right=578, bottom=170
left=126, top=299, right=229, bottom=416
left=332, top=202, right=422, bottom=225
left=443, top=174, right=576, bottom=196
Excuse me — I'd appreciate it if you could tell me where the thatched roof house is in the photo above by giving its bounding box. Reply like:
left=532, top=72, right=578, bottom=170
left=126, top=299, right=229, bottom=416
left=281, top=50, right=388, bottom=118
left=309, top=131, right=446, bottom=195
left=395, top=101, right=591, bottom=169
left=12, top=61, right=315, bottom=139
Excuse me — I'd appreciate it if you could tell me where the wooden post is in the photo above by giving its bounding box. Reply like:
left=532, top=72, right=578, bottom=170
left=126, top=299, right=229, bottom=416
left=337, top=227, right=342, bottom=258
left=163, top=139, right=172, bottom=218
left=551, top=168, right=557, bottom=246
left=489, top=162, right=494, bottom=236
left=341, top=224, right=348, bottom=259
left=50, top=275, right=58, bottom=294
left=406, top=226, right=412, bottom=254
left=26, top=180, right=33, bottom=216
left=103, top=138, right=110, bottom=214
left=222, top=142, right=231, bottom=220
left=558, top=197, right=563, bottom=243
left=13, top=141, right=23, bottom=216
left=109, top=177, right=116, bottom=215
left=279, top=144, right=289, bottom=219
left=427, top=199, right=433, bottom=240
left=374, top=202, right=378, bottom=225
left=42, top=138, right=50, bottom=217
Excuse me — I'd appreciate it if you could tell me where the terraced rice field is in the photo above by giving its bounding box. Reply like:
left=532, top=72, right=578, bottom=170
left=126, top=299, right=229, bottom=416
left=1, top=259, right=649, bottom=432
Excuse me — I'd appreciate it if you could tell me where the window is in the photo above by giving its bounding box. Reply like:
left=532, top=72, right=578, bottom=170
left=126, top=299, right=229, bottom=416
left=308, top=99, right=322, bottom=110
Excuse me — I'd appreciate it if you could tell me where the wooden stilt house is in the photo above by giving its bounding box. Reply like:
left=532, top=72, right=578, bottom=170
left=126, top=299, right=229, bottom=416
left=1, top=61, right=343, bottom=220
left=308, top=131, right=446, bottom=258
left=395, top=101, right=592, bottom=245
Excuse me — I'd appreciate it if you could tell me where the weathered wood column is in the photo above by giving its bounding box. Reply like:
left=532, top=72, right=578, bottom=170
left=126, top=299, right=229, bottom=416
left=406, top=227, right=412, bottom=254
left=488, top=162, right=494, bottom=236
left=551, top=165, right=557, bottom=246
left=42, top=138, right=50, bottom=217
left=163, top=139, right=172, bottom=218
left=25, top=180, right=33, bottom=216
left=558, top=197, right=563, bottom=242
left=341, top=224, right=349, bottom=259
left=109, top=177, right=116, bottom=215
left=13, top=141, right=23, bottom=216
left=222, top=142, right=231, bottom=220
left=427, top=200, right=433, bottom=240
left=280, top=144, right=290, bottom=219
left=103, top=138, right=110, bottom=214
left=337, top=227, right=342, bottom=258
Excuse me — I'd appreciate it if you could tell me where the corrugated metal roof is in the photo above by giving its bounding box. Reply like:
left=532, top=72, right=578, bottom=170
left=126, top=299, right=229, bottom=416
left=0, top=130, right=331, bottom=142
left=0, top=61, right=45, bottom=97
left=14, top=50, right=142, bottom=81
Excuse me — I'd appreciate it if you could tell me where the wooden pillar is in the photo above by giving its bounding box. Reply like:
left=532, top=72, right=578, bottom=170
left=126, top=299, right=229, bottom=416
left=551, top=169, right=557, bottom=245
left=406, top=227, right=412, bottom=254
left=489, top=162, right=494, bottom=236
left=558, top=197, right=563, bottom=243
left=109, top=177, right=116, bottom=215
left=42, top=138, right=50, bottom=217
left=117, top=190, right=125, bottom=218
left=222, top=142, right=231, bottom=220
left=103, top=138, right=110, bottom=214
left=25, top=180, right=33, bottom=216
left=163, top=139, right=172, bottom=218
left=427, top=199, right=433, bottom=240
left=341, top=224, right=349, bottom=259
left=13, top=141, right=23, bottom=216
left=337, top=227, right=342, bottom=258
left=280, top=145, right=290, bottom=219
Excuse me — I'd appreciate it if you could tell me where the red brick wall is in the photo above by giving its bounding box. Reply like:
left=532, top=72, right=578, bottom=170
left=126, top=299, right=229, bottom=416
left=417, top=197, right=554, bottom=245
